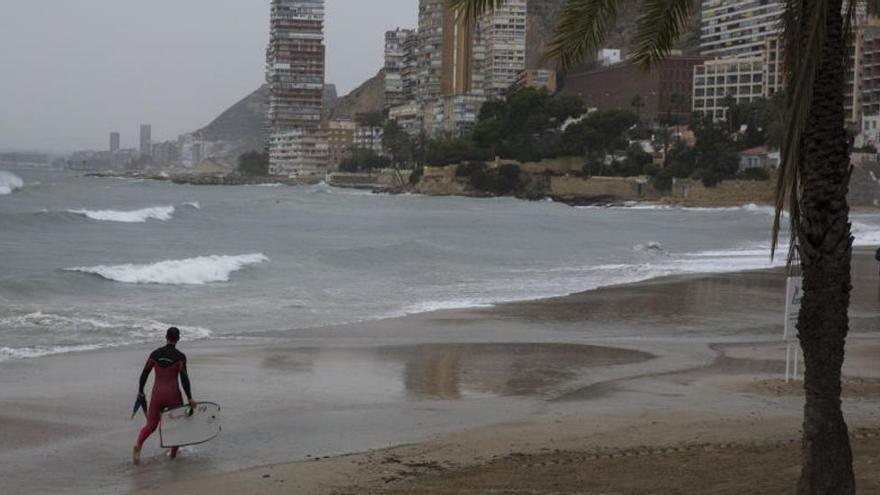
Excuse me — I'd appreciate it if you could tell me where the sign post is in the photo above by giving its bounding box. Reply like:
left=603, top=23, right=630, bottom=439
left=783, top=276, right=803, bottom=382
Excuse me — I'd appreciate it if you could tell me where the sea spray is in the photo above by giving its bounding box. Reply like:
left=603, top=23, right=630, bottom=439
left=0, top=171, right=24, bottom=195
left=64, top=253, right=269, bottom=285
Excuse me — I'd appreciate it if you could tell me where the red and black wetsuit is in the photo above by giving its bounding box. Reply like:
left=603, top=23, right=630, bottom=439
left=135, top=344, right=192, bottom=448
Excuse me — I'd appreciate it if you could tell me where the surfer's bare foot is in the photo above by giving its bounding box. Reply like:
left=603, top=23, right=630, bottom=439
left=132, top=445, right=141, bottom=465
left=170, top=447, right=179, bottom=459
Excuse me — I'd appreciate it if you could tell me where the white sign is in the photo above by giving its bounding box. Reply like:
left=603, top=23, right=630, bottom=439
left=783, top=276, right=803, bottom=342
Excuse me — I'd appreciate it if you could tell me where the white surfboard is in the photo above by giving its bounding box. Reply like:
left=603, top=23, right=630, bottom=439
left=159, top=402, right=221, bottom=448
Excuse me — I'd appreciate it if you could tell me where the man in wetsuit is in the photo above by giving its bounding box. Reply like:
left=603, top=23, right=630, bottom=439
left=132, top=327, right=194, bottom=465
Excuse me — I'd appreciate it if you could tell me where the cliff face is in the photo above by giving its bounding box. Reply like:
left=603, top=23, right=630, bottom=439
left=329, top=70, right=385, bottom=119
left=196, top=85, right=269, bottom=154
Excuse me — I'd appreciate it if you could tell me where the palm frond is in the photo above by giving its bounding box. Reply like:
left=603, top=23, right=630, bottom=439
left=631, top=0, right=695, bottom=68
left=449, top=0, right=505, bottom=22
left=547, top=0, right=622, bottom=70
left=771, top=0, right=830, bottom=261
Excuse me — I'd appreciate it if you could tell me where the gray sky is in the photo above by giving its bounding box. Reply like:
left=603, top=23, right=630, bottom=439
left=0, top=1, right=417, bottom=152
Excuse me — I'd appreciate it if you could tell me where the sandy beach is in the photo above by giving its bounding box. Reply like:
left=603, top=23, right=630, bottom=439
left=2, top=251, right=879, bottom=494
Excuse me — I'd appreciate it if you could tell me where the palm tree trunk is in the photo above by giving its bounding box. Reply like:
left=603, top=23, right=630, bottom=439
left=796, top=0, right=855, bottom=492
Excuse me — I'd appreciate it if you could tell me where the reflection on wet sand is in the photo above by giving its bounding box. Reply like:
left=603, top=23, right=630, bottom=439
left=262, top=343, right=653, bottom=401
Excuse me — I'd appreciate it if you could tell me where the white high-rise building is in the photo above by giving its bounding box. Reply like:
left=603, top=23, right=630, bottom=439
left=693, top=0, right=785, bottom=120
left=266, top=0, right=327, bottom=177
left=479, top=0, right=527, bottom=97
left=384, top=28, right=419, bottom=110
left=699, top=0, right=784, bottom=58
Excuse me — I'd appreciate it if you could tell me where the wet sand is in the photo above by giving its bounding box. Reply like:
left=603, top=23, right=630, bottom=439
left=2, top=252, right=879, bottom=494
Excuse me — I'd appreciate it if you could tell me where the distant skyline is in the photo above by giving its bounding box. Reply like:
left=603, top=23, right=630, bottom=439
left=0, top=0, right=417, bottom=153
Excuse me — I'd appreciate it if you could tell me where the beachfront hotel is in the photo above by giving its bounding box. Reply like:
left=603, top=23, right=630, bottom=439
left=691, top=0, right=784, bottom=121
left=266, top=0, right=327, bottom=176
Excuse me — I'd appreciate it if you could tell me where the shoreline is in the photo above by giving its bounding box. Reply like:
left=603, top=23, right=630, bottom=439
left=2, top=253, right=878, bottom=494
left=128, top=252, right=880, bottom=495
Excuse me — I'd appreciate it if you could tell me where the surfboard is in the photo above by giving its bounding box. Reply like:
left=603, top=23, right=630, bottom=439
left=159, top=402, right=221, bottom=448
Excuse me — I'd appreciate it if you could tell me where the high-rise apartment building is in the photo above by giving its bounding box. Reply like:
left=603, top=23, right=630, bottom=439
left=699, top=0, right=784, bottom=58
left=139, top=125, right=152, bottom=156
left=266, top=0, right=327, bottom=176
left=845, top=18, right=880, bottom=126
left=110, top=132, right=120, bottom=153
left=479, top=0, right=527, bottom=97
left=385, top=28, right=419, bottom=110
left=693, top=0, right=786, bottom=120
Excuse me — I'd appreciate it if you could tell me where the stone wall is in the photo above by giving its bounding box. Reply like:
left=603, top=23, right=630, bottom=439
left=415, top=166, right=468, bottom=195
left=550, top=176, right=656, bottom=201
left=328, top=170, right=412, bottom=189
left=669, top=178, right=775, bottom=206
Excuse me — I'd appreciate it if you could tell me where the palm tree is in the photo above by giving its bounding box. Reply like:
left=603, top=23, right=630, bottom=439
left=453, top=0, right=856, bottom=493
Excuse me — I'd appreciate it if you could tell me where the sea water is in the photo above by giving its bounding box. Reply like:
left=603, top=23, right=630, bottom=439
left=2, top=168, right=879, bottom=360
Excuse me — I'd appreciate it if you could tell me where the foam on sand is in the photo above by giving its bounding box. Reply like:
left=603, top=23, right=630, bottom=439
left=65, top=253, right=269, bottom=285
left=0, top=171, right=24, bottom=195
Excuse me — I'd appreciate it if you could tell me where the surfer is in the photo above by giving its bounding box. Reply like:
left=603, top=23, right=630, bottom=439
left=132, top=327, right=195, bottom=465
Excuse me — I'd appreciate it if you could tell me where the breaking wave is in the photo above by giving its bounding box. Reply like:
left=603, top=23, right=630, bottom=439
left=0, top=312, right=212, bottom=362
left=67, top=202, right=199, bottom=223
left=64, top=253, right=269, bottom=285
left=0, top=171, right=24, bottom=195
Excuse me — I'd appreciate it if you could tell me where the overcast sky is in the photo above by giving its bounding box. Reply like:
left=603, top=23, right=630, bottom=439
left=0, top=1, right=417, bottom=153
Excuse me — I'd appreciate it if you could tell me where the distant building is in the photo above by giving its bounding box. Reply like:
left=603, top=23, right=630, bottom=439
left=152, top=141, right=180, bottom=167
left=692, top=38, right=784, bottom=121
left=846, top=18, right=880, bottom=127
left=266, top=0, right=327, bottom=176
left=738, top=146, right=772, bottom=172
left=139, top=125, right=152, bottom=156
left=110, top=132, right=120, bottom=153
left=479, top=0, right=527, bottom=97
left=268, top=128, right=329, bottom=177
left=0, top=152, right=50, bottom=169
left=700, top=0, right=783, bottom=58
left=562, top=55, right=706, bottom=122
left=597, top=48, right=622, bottom=66
left=353, top=125, right=384, bottom=155
left=384, top=28, right=418, bottom=110
left=517, top=69, right=557, bottom=93
left=327, top=118, right=356, bottom=168
left=389, top=102, right=424, bottom=137
left=691, top=0, right=786, bottom=122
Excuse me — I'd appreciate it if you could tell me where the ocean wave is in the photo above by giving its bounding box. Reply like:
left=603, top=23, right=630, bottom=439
left=0, top=171, right=24, bottom=195
left=634, top=241, right=667, bottom=254
left=66, top=202, right=199, bottom=223
left=64, top=253, right=269, bottom=285
left=69, top=206, right=175, bottom=223
left=0, top=312, right=213, bottom=362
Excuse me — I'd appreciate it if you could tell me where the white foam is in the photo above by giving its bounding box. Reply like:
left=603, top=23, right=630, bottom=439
left=65, top=253, right=269, bottom=285
left=0, top=171, right=24, bottom=195
left=69, top=206, right=176, bottom=223
left=0, top=313, right=212, bottom=362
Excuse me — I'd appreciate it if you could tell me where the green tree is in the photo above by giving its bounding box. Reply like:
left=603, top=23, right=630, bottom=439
left=472, top=87, right=586, bottom=161
left=338, top=149, right=391, bottom=173
left=382, top=120, right=413, bottom=168
left=454, top=1, right=858, bottom=491
left=237, top=151, right=269, bottom=176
